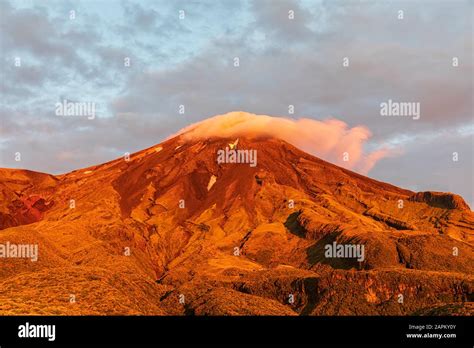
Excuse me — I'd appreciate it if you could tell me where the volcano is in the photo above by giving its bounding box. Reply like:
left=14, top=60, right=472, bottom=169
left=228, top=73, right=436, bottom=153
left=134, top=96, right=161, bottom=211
left=0, top=112, right=473, bottom=315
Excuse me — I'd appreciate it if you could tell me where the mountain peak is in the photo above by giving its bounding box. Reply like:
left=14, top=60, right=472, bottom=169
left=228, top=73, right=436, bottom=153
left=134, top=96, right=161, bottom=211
left=174, top=111, right=393, bottom=175
left=0, top=113, right=472, bottom=316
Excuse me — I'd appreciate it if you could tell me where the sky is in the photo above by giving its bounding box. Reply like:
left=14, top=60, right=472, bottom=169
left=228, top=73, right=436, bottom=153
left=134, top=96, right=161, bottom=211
left=0, top=0, right=473, bottom=207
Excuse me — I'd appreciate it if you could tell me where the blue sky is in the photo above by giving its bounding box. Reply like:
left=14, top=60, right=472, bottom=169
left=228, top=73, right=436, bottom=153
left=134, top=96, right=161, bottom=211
left=0, top=0, right=473, bottom=207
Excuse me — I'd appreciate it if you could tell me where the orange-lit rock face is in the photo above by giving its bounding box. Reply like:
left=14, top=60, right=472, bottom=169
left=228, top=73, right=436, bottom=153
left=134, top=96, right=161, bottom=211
left=0, top=119, right=472, bottom=315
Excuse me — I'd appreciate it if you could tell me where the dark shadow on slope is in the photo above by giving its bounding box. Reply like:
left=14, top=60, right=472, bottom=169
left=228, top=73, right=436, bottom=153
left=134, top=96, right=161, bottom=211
left=306, top=232, right=363, bottom=270
left=284, top=211, right=305, bottom=238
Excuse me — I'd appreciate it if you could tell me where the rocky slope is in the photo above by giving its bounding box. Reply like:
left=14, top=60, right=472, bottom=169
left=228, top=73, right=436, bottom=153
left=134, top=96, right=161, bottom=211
left=0, top=125, right=472, bottom=315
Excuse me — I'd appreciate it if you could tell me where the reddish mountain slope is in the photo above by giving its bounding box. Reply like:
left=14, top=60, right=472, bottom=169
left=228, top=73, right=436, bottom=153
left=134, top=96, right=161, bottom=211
left=0, top=127, right=472, bottom=315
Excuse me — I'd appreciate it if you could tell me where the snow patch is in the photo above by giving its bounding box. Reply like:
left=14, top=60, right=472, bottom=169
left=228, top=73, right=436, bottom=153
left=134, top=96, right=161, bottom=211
left=207, top=175, right=217, bottom=191
left=228, top=138, right=239, bottom=150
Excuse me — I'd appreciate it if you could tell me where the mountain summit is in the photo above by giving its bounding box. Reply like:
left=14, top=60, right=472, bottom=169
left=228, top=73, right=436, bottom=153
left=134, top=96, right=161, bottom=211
left=176, top=111, right=393, bottom=174
left=0, top=113, right=473, bottom=315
